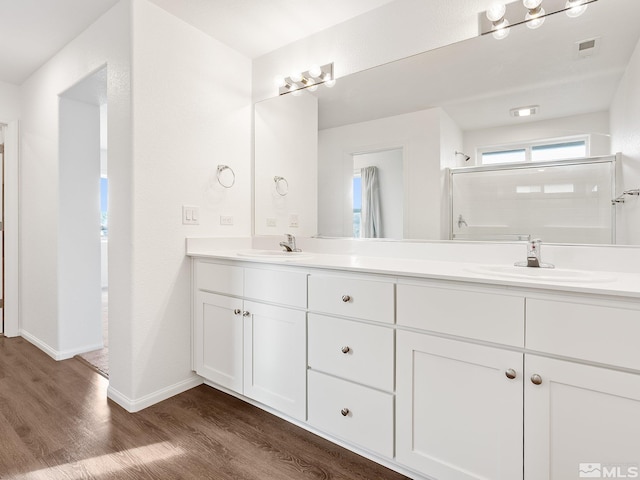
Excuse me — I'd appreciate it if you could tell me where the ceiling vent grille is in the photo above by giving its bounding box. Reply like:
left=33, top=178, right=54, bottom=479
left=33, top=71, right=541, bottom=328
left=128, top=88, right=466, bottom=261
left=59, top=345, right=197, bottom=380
left=575, top=37, right=600, bottom=58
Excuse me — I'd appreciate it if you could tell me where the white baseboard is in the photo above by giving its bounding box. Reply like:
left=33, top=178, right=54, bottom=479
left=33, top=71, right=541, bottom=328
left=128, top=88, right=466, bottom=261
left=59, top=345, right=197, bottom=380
left=107, top=375, right=203, bottom=413
left=20, top=330, right=103, bottom=361
left=20, top=330, right=60, bottom=360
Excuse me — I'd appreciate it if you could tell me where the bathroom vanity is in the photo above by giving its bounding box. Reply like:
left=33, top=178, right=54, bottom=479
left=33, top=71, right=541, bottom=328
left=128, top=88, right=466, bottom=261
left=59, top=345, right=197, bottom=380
left=189, top=246, right=640, bottom=480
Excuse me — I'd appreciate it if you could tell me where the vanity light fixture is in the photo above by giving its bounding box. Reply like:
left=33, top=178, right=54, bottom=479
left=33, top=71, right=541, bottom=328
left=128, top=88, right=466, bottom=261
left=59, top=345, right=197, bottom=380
left=565, top=0, right=588, bottom=17
left=486, top=3, right=511, bottom=39
left=482, top=0, right=595, bottom=39
left=510, top=105, right=539, bottom=117
left=276, top=63, right=335, bottom=95
left=523, top=0, right=545, bottom=29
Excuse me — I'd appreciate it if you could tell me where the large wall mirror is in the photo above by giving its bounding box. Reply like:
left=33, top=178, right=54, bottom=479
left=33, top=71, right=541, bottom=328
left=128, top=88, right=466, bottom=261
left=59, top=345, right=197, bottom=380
left=254, top=0, right=640, bottom=245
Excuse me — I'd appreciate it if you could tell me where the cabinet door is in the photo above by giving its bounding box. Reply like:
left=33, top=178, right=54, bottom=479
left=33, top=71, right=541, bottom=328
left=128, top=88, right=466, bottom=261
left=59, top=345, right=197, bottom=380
left=525, top=355, right=640, bottom=480
left=396, top=331, right=523, bottom=480
left=243, top=301, right=307, bottom=421
left=194, top=291, right=243, bottom=393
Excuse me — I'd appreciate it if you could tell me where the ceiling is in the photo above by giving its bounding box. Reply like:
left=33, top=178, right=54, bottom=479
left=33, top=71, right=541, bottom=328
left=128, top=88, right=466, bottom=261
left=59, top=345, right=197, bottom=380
left=0, top=0, right=395, bottom=86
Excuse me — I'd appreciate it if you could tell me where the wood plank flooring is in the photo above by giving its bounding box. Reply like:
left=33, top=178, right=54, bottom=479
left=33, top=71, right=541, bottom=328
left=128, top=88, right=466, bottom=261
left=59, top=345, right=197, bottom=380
left=0, top=337, right=410, bottom=480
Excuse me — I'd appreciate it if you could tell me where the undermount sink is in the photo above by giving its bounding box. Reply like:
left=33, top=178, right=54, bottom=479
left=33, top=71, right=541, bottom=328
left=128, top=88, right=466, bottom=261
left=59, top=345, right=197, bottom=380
left=236, top=250, right=313, bottom=260
left=467, top=265, right=616, bottom=283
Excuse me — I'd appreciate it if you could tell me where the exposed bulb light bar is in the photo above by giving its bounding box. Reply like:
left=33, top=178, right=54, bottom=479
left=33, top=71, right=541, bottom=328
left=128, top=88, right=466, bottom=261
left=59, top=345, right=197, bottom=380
left=565, top=0, right=588, bottom=17
left=481, top=0, right=594, bottom=39
left=277, top=63, right=335, bottom=96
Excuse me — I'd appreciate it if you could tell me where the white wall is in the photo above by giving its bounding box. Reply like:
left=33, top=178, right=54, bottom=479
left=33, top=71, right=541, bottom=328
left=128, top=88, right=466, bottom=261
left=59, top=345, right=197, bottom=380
left=318, top=108, right=460, bottom=239
left=463, top=111, right=611, bottom=165
left=254, top=93, right=317, bottom=236
left=611, top=36, right=640, bottom=245
left=123, top=0, right=251, bottom=409
left=0, top=80, right=21, bottom=121
left=19, top=1, right=131, bottom=365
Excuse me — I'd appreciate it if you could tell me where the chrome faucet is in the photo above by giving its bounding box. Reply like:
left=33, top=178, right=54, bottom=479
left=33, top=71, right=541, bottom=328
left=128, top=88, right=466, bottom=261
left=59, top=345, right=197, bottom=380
left=515, top=237, right=554, bottom=268
left=279, top=234, right=301, bottom=252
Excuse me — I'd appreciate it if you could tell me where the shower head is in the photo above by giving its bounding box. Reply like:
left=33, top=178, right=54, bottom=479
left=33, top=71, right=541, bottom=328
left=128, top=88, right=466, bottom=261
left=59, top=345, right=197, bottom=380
left=455, top=151, right=471, bottom=162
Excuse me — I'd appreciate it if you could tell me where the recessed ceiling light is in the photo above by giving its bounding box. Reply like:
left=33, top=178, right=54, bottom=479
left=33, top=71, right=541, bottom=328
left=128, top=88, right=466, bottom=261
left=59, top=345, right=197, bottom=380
left=510, top=105, right=539, bottom=117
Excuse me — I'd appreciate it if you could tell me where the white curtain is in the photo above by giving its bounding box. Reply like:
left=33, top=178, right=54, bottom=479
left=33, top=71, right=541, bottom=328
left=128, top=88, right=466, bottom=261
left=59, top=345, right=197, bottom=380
left=361, top=166, right=381, bottom=238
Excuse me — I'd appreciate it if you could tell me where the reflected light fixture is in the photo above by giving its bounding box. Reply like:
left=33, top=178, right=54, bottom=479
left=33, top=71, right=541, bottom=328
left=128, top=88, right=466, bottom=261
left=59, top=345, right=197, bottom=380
left=486, top=3, right=510, bottom=40
left=275, top=63, right=335, bottom=95
left=510, top=105, right=539, bottom=117
left=565, top=0, right=588, bottom=17
left=523, top=0, right=545, bottom=29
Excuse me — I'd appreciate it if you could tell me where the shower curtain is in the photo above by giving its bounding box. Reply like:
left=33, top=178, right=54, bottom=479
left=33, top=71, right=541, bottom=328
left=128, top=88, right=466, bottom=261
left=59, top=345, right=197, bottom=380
left=361, top=166, right=381, bottom=238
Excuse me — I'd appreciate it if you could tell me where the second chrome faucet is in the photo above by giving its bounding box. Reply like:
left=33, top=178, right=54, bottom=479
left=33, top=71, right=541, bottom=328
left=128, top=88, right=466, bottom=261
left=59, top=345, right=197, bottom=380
left=279, top=234, right=301, bottom=252
left=515, top=237, right=554, bottom=268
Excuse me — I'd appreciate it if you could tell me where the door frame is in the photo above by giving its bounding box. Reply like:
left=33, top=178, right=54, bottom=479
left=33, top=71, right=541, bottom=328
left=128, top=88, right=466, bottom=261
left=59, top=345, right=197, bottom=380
left=2, top=120, right=19, bottom=337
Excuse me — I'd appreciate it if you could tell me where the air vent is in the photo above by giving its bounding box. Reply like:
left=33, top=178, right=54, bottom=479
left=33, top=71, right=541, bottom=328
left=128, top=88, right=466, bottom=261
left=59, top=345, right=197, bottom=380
left=575, top=37, right=600, bottom=58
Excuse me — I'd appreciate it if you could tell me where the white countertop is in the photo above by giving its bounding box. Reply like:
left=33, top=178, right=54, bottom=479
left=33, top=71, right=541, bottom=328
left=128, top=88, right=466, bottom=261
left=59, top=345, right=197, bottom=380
left=187, top=248, right=640, bottom=299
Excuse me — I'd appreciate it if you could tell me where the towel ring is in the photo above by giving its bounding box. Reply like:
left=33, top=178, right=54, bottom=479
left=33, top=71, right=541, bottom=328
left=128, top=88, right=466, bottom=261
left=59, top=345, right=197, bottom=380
left=274, top=176, right=289, bottom=196
left=216, top=165, right=235, bottom=188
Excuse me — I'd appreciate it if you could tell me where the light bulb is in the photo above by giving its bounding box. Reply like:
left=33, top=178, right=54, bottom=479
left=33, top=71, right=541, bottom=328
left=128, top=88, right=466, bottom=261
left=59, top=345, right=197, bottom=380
left=274, top=75, right=286, bottom=88
left=486, top=3, right=506, bottom=22
left=325, top=79, right=336, bottom=88
left=292, top=88, right=303, bottom=96
left=492, top=18, right=510, bottom=40
left=565, top=0, right=588, bottom=17
left=523, top=0, right=542, bottom=9
left=290, top=71, right=303, bottom=83
left=308, top=64, right=322, bottom=78
left=308, top=84, right=318, bottom=92
left=525, top=7, right=545, bottom=28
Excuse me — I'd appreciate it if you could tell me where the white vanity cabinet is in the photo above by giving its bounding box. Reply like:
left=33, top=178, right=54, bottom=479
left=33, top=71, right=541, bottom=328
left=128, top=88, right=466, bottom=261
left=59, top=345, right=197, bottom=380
left=395, top=282, right=525, bottom=479
left=524, top=297, right=640, bottom=479
left=307, top=273, right=395, bottom=458
left=190, top=251, right=640, bottom=480
left=193, top=260, right=308, bottom=421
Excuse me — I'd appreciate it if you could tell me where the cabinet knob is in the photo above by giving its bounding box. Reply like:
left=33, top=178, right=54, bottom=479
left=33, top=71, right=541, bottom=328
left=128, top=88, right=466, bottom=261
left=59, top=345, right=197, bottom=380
left=340, top=408, right=350, bottom=417
left=341, top=346, right=351, bottom=354
left=505, top=368, right=517, bottom=380
left=242, top=311, right=250, bottom=317
left=341, top=295, right=352, bottom=303
left=531, top=374, right=543, bottom=385
left=233, top=309, right=242, bottom=316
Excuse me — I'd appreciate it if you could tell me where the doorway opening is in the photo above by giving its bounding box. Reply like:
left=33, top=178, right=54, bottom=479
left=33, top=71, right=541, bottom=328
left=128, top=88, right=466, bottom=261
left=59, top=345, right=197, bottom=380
left=59, top=66, right=109, bottom=377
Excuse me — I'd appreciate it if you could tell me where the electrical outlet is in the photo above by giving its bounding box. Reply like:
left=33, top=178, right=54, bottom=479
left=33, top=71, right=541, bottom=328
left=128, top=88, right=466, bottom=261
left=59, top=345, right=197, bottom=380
left=289, top=214, right=299, bottom=228
left=182, top=205, right=200, bottom=225
left=266, top=218, right=277, bottom=227
left=220, top=215, right=234, bottom=226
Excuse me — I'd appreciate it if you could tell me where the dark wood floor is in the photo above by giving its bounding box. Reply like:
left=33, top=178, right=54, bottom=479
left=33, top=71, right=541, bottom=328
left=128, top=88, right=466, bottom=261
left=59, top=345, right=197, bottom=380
left=0, top=336, right=410, bottom=480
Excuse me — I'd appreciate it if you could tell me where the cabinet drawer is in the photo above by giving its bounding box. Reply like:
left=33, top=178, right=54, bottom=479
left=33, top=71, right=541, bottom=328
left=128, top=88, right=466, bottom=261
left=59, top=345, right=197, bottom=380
left=195, top=261, right=243, bottom=296
left=308, top=314, right=394, bottom=392
left=308, top=275, right=394, bottom=324
left=244, top=267, right=307, bottom=308
left=527, top=298, right=640, bottom=370
left=308, top=370, right=394, bottom=458
left=397, top=283, right=524, bottom=347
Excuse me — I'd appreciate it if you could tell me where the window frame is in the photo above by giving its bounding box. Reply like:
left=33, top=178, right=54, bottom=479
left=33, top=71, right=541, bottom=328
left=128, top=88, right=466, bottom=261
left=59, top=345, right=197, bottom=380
left=477, top=135, right=591, bottom=166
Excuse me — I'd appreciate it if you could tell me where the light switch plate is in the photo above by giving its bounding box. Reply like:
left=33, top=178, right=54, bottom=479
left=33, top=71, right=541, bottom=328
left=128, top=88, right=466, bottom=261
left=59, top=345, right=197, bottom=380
left=289, top=214, right=299, bottom=228
left=220, top=215, right=234, bottom=226
left=266, top=218, right=277, bottom=227
left=182, top=205, right=200, bottom=225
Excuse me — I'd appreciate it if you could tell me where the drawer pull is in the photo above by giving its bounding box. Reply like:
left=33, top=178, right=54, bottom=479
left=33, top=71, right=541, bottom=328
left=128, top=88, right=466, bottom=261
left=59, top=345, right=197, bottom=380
left=505, top=368, right=517, bottom=380
left=341, top=295, right=352, bottom=303
left=233, top=309, right=242, bottom=316
left=341, top=346, right=351, bottom=354
left=531, top=374, right=543, bottom=385
left=340, top=408, right=350, bottom=417
left=242, top=311, right=251, bottom=317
